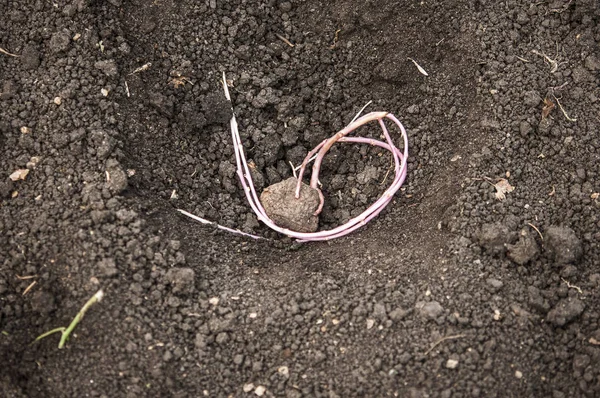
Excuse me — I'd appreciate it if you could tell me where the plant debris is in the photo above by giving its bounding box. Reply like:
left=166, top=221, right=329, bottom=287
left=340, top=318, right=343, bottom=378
left=0, top=47, right=19, bottom=57
left=552, top=94, right=577, bottom=122
left=485, top=177, right=515, bottom=200
left=129, top=62, right=152, bottom=75
left=408, top=57, right=429, bottom=76
left=532, top=49, right=558, bottom=73
left=542, top=97, right=555, bottom=119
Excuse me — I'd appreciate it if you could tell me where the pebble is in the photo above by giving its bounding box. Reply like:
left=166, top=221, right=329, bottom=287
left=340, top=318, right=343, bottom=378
left=53, top=97, right=62, bottom=105
left=278, top=366, right=289, bottom=377
left=243, top=384, right=254, bottom=393
left=446, top=359, right=459, bottom=369
left=105, top=159, right=128, bottom=194
left=515, top=370, right=523, bottom=379
left=254, top=385, right=266, bottom=396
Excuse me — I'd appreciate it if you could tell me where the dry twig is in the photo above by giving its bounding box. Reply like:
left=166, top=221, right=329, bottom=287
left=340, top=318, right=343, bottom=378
left=0, top=47, right=19, bottom=57
left=275, top=33, right=295, bottom=48
left=23, top=281, right=37, bottom=296
left=425, top=334, right=466, bottom=355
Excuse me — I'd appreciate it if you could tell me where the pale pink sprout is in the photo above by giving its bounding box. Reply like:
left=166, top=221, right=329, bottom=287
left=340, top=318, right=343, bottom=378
left=178, top=73, right=409, bottom=242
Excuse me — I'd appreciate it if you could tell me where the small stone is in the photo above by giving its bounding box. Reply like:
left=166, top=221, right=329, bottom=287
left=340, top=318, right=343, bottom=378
left=506, top=229, right=539, bottom=265
left=26, top=156, right=41, bottom=169
left=366, top=319, right=375, bottom=329
left=278, top=366, right=289, bottom=377
left=165, top=267, right=195, bottom=293
left=254, top=386, right=266, bottom=396
left=515, top=370, right=523, bottom=379
left=243, top=384, right=255, bottom=393
left=545, top=226, right=583, bottom=264
left=493, top=309, right=502, bottom=321
left=260, top=177, right=320, bottom=233
left=53, top=97, right=62, bottom=105
left=446, top=359, right=459, bottom=369
left=547, top=297, right=585, bottom=327
left=9, top=169, right=29, bottom=181
left=20, top=126, right=31, bottom=134
left=416, top=301, right=443, bottom=319
left=106, top=159, right=128, bottom=194
left=101, top=88, right=109, bottom=96
left=279, top=1, right=292, bottom=12
left=94, top=59, right=118, bottom=76
left=209, top=297, right=219, bottom=306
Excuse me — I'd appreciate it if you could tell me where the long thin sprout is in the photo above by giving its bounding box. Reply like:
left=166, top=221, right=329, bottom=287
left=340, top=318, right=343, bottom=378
left=180, top=72, right=409, bottom=242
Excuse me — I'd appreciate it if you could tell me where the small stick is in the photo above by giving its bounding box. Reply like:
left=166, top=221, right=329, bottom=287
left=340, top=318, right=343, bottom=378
left=16, top=275, right=37, bottom=280
left=125, top=80, right=131, bottom=97
left=275, top=33, right=294, bottom=48
left=424, top=334, right=466, bottom=355
left=129, top=62, right=152, bottom=75
left=527, top=223, right=544, bottom=240
left=177, top=209, right=263, bottom=240
left=22, top=281, right=36, bottom=296
left=0, top=47, right=19, bottom=57
left=350, top=100, right=373, bottom=124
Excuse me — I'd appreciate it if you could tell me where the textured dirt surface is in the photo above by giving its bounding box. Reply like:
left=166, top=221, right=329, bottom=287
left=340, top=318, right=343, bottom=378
left=1, top=0, right=600, bottom=397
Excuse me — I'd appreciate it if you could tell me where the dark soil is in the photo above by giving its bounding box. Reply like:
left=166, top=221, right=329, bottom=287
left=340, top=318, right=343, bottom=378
left=1, top=0, right=600, bottom=397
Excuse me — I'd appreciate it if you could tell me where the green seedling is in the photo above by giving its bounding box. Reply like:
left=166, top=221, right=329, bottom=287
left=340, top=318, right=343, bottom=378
left=33, top=289, right=104, bottom=349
